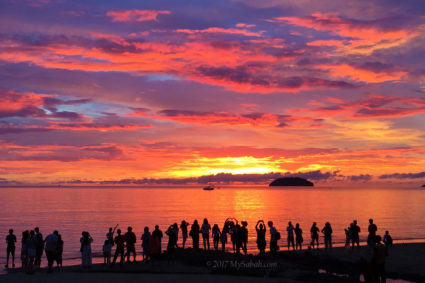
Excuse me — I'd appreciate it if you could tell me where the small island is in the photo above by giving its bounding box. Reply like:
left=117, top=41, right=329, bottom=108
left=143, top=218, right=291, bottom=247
left=269, top=177, right=314, bottom=187
left=422, top=184, right=425, bottom=187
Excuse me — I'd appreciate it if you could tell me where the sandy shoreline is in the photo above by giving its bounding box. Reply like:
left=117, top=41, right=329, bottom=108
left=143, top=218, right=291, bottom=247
left=2, top=243, right=424, bottom=282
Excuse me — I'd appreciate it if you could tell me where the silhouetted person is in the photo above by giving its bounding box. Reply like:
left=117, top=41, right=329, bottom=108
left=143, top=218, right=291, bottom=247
left=383, top=231, right=393, bottom=248
left=189, top=220, right=200, bottom=250
left=80, top=231, right=93, bottom=268
left=34, top=227, right=44, bottom=267
left=165, top=223, right=178, bottom=255
left=368, top=219, right=378, bottom=245
left=372, top=235, right=387, bottom=283
left=345, top=226, right=351, bottom=249
left=321, top=222, right=333, bottom=251
left=173, top=222, right=179, bottom=248
left=111, top=229, right=125, bottom=267
left=5, top=229, right=16, bottom=268
left=287, top=222, right=295, bottom=250
left=103, top=239, right=112, bottom=265
left=152, top=225, right=163, bottom=254
left=351, top=220, right=361, bottom=249
left=124, top=226, right=137, bottom=263
left=240, top=221, right=248, bottom=255
left=310, top=222, right=319, bottom=250
left=55, top=232, right=63, bottom=267
left=141, top=226, right=151, bottom=261
left=201, top=218, right=211, bottom=250
left=360, top=239, right=374, bottom=283
left=268, top=221, right=278, bottom=253
left=21, top=230, right=29, bottom=269
left=180, top=220, right=188, bottom=248
left=220, top=221, right=229, bottom=251
left=44, top=230, right=58, bottom=272
left=229, top=221, right=238, bottom=253
left=235, top=224, right=243, bottom=254
left=295, top=223, right=303, bottom=250
left=255, top=220, right=266, bottom=254
left=151, top=225, right=163, bottom=259
left=26, top=230, right=37, bottom=272
left=107, top=225, right=118, bottom=246
left=212, top=224, right=221, bottom=251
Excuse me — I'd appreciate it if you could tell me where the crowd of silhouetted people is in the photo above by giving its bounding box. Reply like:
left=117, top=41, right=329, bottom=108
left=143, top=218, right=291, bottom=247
left=5, top=218, right=393, bottom=279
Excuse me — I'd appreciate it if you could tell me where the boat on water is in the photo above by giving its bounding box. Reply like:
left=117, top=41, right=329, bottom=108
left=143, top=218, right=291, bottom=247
left=203, top=185, right=214, bottom=190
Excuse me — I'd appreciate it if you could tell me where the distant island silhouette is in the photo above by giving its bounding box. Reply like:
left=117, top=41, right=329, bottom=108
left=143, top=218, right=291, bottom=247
left=422, top=184, right=425, bottom=187
left=269, top=177, right=314, bottom=186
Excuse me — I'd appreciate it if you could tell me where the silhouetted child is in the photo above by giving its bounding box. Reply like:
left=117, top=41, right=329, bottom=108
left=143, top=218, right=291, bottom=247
left=103, top=240, right=112, bottom=265
left=212, top=224, right=221, bottom=251
left=383, top=231, right=393, bottom=248
left=5, top=229, right=16, bottom=268
left=345, top=226, right=351, bottom=249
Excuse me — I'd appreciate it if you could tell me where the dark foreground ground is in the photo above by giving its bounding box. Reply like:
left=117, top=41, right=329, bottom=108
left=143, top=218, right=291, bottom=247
left=2, top=243, right=424, bottom=283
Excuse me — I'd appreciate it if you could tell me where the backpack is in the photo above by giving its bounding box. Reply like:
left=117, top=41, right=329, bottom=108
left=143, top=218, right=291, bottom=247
left=275, top=231, right=281, bottom=240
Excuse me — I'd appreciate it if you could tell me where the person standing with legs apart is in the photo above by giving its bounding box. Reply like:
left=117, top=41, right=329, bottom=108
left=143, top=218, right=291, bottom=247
left=111, top=229, right=125, bottom=267
left=44, top=230, right=58, bottom=273
left=5, top=229, right=16, bottom=268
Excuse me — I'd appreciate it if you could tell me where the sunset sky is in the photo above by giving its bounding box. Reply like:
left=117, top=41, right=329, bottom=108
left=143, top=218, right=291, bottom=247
left=1, top=0, right=425, bottom=186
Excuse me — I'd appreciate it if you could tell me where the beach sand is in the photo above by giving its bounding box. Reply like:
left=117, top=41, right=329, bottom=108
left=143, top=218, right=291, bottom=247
left=1, top=243, right=423, bottom=283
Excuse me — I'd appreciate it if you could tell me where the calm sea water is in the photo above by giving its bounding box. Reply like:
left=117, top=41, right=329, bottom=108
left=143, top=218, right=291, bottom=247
left=0, top=186, right=424, bottom=268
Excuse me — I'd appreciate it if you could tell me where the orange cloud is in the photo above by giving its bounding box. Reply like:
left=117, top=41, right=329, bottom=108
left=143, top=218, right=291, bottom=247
left=276, top=13, right=420, bottom=54
left=317, top=64, right=407, bottom=83
left=107, top=9, right=171, bottom=22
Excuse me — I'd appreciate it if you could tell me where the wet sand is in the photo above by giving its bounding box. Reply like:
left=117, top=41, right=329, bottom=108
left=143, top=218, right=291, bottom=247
left=1, top=243, right=424, bottom=283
